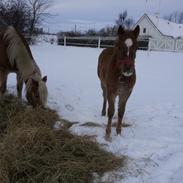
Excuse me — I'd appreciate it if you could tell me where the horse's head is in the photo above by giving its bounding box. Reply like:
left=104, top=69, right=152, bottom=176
left=26, top=76, right=48, bottom=107
left=115, top=25, right=140, bottom=78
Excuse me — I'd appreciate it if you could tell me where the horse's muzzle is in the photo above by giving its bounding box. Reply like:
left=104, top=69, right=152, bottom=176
left=122, top=65, right=134, bottom=77
left=122, top=71, right=133, bottom=77
left=117, top=58, right=134, bottom=78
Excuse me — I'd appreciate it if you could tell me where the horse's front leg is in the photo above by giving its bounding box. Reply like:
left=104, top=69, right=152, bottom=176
left=2, top=74, right=7, bottom=94
left=116, top=92, right=131, bottom=135
left=106, top=93, right=115, bottom=139
left=16, top=73, right=23, bottom=99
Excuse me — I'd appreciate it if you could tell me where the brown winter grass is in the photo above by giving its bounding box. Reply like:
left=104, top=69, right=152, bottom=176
left=0, top=94, right=125, bottom=183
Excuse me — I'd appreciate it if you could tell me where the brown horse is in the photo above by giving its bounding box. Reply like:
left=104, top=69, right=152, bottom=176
left=98, top=25, right=140, bottom=139
left=0, top=26, right=48, bottom=107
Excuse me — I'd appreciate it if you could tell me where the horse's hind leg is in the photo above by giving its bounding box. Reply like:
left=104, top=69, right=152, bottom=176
left=0, top=70, right=7, bottom=99
left=16, top=73, right=23, bottom=99
left=101, top=83, right=107, bottom=116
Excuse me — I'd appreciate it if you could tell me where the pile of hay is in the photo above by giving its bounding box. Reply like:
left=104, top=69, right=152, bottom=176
left=0, top=94, right=125, bottom=183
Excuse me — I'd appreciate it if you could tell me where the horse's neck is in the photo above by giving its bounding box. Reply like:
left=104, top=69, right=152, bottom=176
left=10, top=45, right=35, bottom=80
left=18, top=58, right=37, bottom=81
left=109, top=51, right=118, bottom=67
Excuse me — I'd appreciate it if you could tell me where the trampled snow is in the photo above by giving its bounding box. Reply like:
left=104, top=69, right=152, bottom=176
left=7, top=43, right=183, bottom=183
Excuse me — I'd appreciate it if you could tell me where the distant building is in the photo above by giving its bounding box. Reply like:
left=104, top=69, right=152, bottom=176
left=134, top=14, right=183, bottom=51
left=134, top=13, right=183, bottom=39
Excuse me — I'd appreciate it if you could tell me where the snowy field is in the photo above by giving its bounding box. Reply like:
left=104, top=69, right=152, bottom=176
left=7, top=43, right=183, bottom=183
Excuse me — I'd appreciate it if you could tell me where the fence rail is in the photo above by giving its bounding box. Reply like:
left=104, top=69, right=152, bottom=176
left=57, top=36, right=149, bottom=50
left=57, top=36, right=183, bottom=52
left=148, top=38, right=183, bottom=52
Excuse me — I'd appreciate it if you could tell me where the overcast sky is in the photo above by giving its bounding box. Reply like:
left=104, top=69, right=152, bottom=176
left=45, top=0, right=183, bottom=33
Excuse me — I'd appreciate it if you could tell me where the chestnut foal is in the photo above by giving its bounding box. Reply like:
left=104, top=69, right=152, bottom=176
left=98, top=25, right=140, bottom=139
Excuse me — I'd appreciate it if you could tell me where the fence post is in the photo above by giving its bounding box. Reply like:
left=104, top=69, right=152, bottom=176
left=98, top=37, right=101, bottom=48
left=148, top=38, right=151, bottom=53
left=174, top=38, right=176, bottom=52
left=64, top=36, right=66, bottom=46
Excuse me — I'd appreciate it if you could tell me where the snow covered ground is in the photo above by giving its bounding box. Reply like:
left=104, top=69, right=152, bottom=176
left=7, top=43, right=183, bottom=183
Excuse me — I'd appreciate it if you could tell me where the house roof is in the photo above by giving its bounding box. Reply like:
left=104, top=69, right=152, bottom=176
left=136, top=14, right=183, bottom=38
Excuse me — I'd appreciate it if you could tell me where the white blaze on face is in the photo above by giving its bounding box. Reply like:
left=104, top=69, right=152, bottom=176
left=125, top=38, right=133, bottom=56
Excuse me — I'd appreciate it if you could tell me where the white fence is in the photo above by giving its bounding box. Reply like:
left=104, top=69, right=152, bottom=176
left=57, top=36, right=149, bottom=50
left=58, top=36, right=116, bottom=48
left=175, top=39, right=183, bottom=52
left=58, top=36, right=183, bottom=52
left=149, top=37, right=183, bottom=52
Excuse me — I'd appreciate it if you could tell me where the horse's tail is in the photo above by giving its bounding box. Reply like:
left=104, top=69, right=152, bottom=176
left=97, top=49, right=106, bottom=78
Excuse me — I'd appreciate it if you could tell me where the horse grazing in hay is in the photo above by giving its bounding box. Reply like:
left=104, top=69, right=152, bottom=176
left=98, top=25, right=140, bottom=139
left=0, top=26, right=48, bottom=107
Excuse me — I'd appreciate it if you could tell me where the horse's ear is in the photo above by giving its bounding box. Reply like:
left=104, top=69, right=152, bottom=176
left=118, top=25, right=125, bottom=36
left=31, top=78, right=39, bottom=87
left=133, top=25, right=140, bottom=38
left=42, top=76, right=47, bottom=83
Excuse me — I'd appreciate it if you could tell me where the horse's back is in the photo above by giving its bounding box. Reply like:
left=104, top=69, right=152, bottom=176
left=98, top=47, right=113, bottom=81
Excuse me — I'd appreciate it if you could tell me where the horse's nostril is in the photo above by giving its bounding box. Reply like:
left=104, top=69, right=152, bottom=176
left=124, top=66, right=131, bottom=72
left=127, top=67, right=131, bottom=71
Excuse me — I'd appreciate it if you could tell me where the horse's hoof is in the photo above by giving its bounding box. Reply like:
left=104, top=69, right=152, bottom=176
left=101, top=111, right=106, bottom=116
left=105, top=134, right=112, bottom=141
left=116, top=128, right=122, bottom=135
left=101, top=113, right=106, bottom=116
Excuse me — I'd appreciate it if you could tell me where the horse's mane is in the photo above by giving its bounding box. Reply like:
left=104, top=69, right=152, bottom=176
left=2, top=26, right=40, bottom=80
left=17, top=32, right=41, bottom=74
left=16, top=30, right=34, bottom=60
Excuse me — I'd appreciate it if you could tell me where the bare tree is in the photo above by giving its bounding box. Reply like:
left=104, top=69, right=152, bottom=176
left=116, top=10, right=134, bottom=29
left=85, top=29, right=98, bottom=36
left=26, top=0, right=53, bottom=36
left=0, top=0, right=29, bottom=32
left=125, top=18, right=134, bottom=29
left=178, top=12, right=183, bottom=24
left=98, top=26, right=117, bottom=36
left=116, top=10, right=127, bottom=27
left=0, top=0, right=53, bottom=36
left=164, top=11, right=183, bottom=24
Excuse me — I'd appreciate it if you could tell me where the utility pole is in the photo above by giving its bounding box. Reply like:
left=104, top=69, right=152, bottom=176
left=156, top=0, right=161, bottom=26
left=75, top=24, right=77, bottom=33
left=145, top=0, right=148, bottom=14
left=158, top=0, right=161, bottom=17
left=145, top=0, right=161, bottom=15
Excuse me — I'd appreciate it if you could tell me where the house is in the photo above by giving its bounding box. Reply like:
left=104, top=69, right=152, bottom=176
left=134, top=14, right=183, bottom=51
left=134, top=13, right=183, bottom=39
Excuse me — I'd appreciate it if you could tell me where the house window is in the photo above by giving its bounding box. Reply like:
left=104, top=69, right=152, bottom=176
left=143, top=28, right=146, bottom=34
